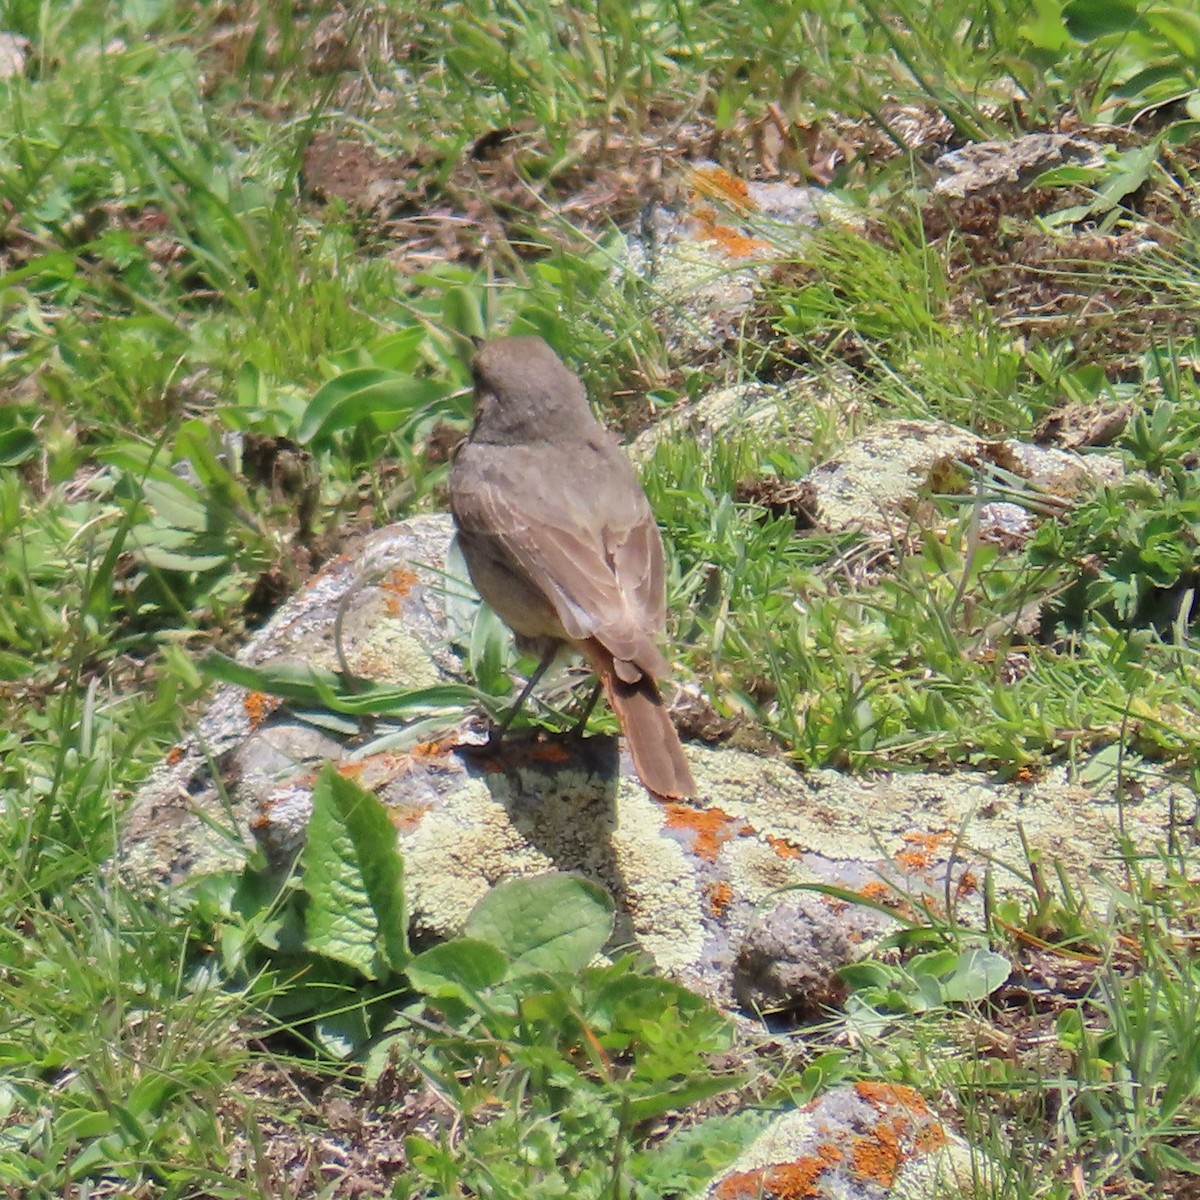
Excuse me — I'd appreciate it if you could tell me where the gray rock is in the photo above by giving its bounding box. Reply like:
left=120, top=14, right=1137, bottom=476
left=122, top=511, right=1188, bottom=1012
left=703, top=1082, right=991, bottom=1198
left=733, top=890, right=885, bottom=1018
left=802, top=418, right=1121, bottom=538
left=629, top=370, right=859, bottom=461
left=631, top=165, right=839, bottom=362
left=0, top=32, right=28, bottom=79
left=932, top=133, right=1106, bottom=199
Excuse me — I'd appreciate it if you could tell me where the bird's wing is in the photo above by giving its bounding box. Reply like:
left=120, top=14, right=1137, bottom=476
left=452, top=441, right=669, bottom=675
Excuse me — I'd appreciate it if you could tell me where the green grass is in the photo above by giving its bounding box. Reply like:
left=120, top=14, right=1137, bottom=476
left=3, top=0, right=1200, bottom=1194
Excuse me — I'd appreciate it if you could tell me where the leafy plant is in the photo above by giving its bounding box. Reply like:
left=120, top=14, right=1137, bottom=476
left=404, top=873, right=742, bottom=1199
left=841, top=944, right=1012, bottom=1020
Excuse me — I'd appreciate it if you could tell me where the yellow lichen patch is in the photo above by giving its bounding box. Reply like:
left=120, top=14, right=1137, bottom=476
left=712, top=1142, right=842, bottom=1199
left=663, top=803, right=752, bottom=862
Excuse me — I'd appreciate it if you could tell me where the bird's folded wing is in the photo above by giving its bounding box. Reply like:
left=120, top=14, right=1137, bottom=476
left=454, top=444, right=668, bottom=675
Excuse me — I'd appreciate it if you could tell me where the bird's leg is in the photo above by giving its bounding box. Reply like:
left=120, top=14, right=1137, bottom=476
left=492, top=644, right=558, bottom=743
left=569, top=679, right=603, bottom=737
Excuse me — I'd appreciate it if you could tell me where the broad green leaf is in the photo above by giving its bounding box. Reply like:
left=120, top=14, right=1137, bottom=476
left=137, top=545, right=231, bottom=572
left=298, top=368, right=452, bottom=446
left=200, top=651, right=477, bottom=717
left=441, top=285, right=486, bottom=339
left=370, top=326, right=428, bottom=372
left=141, top=477, right=209, bottom=530
left=941, top=947, right=1011, bottom=1003
left=314, top=1004, right=373, bottom=1059
left=1146, top=8, right=1200, bottom=59
left=626, top=1074, right=736, bottom=1124
left=465, top=873, right=613, bottom=974
left=1031, top=164, right=1105, bottom=187
left=1064, top=0, right=1141, bottom=40
left=0, top=426, right=36, bottom=467
left=302, top=764, right=408, bottom=978
left=1018, top=0, right=1072, bottom=53
left=407, top=938, right=509, bottom=1002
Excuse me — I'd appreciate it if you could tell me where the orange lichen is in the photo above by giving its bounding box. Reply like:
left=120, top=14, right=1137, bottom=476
left=313, top=553, right=350, bottom=581
left=954, top=869, right=980, bottom=898
left=712, top=1143, right=842, bottom=1199
left=707, top=881, right=734, bottom=916
left=895, top=830, right=951, bottom=872
left=766, top=833, right=805, bottom=860
left=411, top=739, right=454, bottom=760
left=663, top=804, right=751, bottom=861
left=691, top=205, right=769, bottom=258
left=848, top=1119, right=906, bottom=1185
left=336, top=761, right=366, bottom=781
left=914, top=1121, right=949, bottom=1153
left=389, top=801, right=432, bottom=832
left=165, top=745, right=185, bottom=766
left=243, top=690, right=276, bottom=727
left=690, top=165, right=756, bottom=212
left=382, top=567, right=418, bottom=598
left=854, top=1081, right=929, bottom=1113
left=858, top=880, right=892, bottom=903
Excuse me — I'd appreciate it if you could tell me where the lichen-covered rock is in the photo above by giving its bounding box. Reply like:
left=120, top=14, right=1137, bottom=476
left=733, top=890, right=881, bottom=1018
left=802, top=418, right=1121, bottom=538
left=121, top=515, right=457, bottom=882
left=704, top=1082, right=988, bottom=1199
left=631, top=164, right=836, bottom=361
left=122, top=513, right=1188, bottom=1012
left=931, top=133, right=1105, bottom=199
left=629, top=369, right=860, bottom=461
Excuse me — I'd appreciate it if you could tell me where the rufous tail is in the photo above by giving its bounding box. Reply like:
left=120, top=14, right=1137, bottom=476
left=584, top=643, right=696, bottom=800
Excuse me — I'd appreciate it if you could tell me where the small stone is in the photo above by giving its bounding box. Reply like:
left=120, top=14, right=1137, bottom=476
left=0, top=32, right=29, bottom=79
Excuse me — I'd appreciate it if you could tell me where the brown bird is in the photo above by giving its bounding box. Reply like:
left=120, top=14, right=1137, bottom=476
left=449, top=335, right=696, bottom=800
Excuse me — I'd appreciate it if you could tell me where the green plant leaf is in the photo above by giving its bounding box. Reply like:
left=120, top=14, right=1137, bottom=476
left=941, top=948, right=1012, bottom=1003
left=0, top=424, right=37, bottom=467
left=407, top=938, right=510, bottom=1002
left=1064, top=0, right=1141, bottom=39
left=200, top=651, right=477, bottom=717
left=625, top=1074, right=736, bottom=1124
left=301, top=764, right=408, bottom=978
left=297, top=368, right=452, bottom=446
left=465, top=873, right=613, bottom=974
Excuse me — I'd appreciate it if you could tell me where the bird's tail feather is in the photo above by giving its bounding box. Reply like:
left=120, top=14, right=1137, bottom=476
left=584, top=642, right=696, bottom=800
